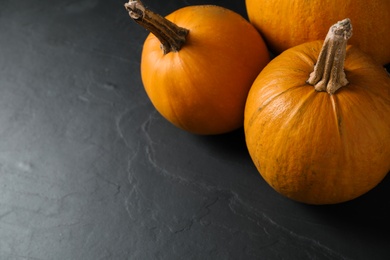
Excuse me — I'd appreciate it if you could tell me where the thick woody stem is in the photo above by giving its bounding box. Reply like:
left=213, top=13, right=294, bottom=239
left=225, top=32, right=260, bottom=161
left=307, top=18, right=353, bottom=94
left=124, top=0, right=189, bottom=54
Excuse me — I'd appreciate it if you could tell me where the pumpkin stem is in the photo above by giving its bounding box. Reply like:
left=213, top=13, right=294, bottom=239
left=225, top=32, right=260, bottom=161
left=307, top=18, right=353, bottom=94
left=124, top=0, right=189, bottom=55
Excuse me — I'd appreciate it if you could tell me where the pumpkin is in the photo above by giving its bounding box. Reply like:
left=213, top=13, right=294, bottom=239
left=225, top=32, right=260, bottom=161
left=244, top=19, right=390, bottom=204
left=125, top=0, right=270, bottom=135
left=245, top=0, right=390, bottom=65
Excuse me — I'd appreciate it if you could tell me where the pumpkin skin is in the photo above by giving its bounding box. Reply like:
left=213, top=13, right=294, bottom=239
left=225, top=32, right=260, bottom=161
left=139, top=5, right=270, bottom=135
left=245, top=0, right=390, bottom=65
left=244, top=41, right=390, bottom=205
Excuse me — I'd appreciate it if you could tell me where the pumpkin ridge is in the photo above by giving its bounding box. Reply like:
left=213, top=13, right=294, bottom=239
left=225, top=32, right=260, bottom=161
left=360, top=81, right=390, bottom=107
left=246, top=84, right=304, bottom=129
left=168, top=55, right=204, bottom=132
left=330, top=94, right=343, bottom=139
left=340, top=74, right=390, bottom=125
left=342, top=91, right=390, bottom=146
left=279, top=88, right=318, bottom=132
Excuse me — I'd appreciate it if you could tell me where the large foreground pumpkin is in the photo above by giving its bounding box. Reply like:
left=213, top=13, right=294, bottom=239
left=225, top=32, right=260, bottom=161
left=244, top=19, right=390, bottom=204
left=245, top=0, right=390, bottom=65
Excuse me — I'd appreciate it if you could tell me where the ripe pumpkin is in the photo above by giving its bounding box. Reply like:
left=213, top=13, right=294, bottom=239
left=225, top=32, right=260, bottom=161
left=244, top=19, right=390, bottom=204
left=125, top=0, right=270, bottom=135
left=245, top=0, right=390, bottom=65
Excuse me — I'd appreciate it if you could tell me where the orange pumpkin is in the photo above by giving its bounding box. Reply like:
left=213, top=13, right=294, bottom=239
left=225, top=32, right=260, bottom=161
left=244, top=19, right=390, bottom=204
left=125, top=1, right=270, bottom=135
left=245, top=0, right=390, bottom=65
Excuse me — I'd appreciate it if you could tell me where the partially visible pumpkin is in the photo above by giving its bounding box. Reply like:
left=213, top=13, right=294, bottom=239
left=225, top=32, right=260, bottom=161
left=125, top=0, right=270, bottom=135
left=245, top=0, right=390, bottom=65
left=244, top=19, right=390, bottom=204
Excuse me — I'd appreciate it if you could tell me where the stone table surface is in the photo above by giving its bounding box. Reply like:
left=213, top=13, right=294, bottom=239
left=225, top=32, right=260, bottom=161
left=1, top=0, right=390, bottom=259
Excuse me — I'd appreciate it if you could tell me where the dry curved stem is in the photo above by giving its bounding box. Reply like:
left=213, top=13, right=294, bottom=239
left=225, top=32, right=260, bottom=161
left=307, top=18, right=353, bottom=94
left=124, top=0, right=189, bottom=54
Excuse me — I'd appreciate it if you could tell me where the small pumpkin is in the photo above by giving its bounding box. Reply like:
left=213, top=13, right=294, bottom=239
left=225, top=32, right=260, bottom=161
left=244, top=19, right=390, bottom=204
left=245, top=0, right=390, bottom=65
left=125, top=0, right=270, bottom=135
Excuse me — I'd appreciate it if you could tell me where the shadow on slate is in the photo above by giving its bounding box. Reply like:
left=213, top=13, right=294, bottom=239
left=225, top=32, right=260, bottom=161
left=300, top=172, right=390, bottom=236
left=193, top=127, right=250, bottom=161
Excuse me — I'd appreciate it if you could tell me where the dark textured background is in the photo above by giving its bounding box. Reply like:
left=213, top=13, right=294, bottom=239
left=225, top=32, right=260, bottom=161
left=1, top=0, right=390, bottom=259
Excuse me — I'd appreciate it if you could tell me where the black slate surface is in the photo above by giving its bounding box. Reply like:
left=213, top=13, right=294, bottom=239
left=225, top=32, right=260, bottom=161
left=1, top=0, right=390, bottom=259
